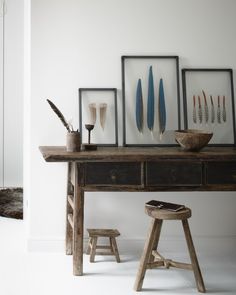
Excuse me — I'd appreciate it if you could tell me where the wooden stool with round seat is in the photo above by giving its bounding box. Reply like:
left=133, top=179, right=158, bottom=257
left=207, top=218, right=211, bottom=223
left=134, top=204, right=205, bottom=292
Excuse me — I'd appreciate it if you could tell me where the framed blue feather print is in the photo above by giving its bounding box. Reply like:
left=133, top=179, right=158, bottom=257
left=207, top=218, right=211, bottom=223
left=122, top=56, right=181, bottom=146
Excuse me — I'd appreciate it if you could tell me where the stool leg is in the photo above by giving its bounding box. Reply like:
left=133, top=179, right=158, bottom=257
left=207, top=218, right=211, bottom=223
left=111, top=237, right=121, bottom=263
left=182, top=219, right=206, bottom=293
left=90, top=237, right=98, bottom=263
left=86, top=237, right=92, bottom=255
left=134, top=218, right=162, bottom=291
left=149, top=219, right=163, bottom=263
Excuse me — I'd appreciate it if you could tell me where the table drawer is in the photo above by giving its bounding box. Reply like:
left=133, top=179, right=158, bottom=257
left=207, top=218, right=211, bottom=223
left=146, top=161, right=202, bottom=186
left=84, top=162, right=142, bottom=185
left=207, top=162, right=236, bottom=184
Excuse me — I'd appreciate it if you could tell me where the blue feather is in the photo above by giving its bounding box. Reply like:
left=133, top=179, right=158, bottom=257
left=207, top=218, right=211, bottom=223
left=135, top=79, right=143, bottom=133
left=147, top=66, right=155, bottom=131
left=158, top=78, right=166, bottom=136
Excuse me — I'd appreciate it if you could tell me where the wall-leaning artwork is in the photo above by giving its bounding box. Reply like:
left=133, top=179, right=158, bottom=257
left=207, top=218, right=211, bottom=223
left=182, top=68, right=236, bottom=146
left=122, top=55, right=181, bottom=146
left=79, top=88, right=118, bottom=146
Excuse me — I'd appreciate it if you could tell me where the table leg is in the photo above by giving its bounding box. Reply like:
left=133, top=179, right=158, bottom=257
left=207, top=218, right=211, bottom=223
left=66, top=162, right=73, bottom=255
left=73, top=162, right=84, bottom=276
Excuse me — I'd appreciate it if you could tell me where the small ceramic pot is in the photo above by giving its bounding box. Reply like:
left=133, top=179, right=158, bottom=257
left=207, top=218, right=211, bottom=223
left=66, top=131, right=81, bottom=152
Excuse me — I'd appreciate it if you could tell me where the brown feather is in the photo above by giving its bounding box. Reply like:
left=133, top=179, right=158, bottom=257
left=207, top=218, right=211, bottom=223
left=47, top=99, right=71, bottom=132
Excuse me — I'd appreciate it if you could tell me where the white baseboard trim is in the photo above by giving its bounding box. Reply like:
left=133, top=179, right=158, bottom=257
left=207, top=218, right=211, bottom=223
left=27, top=236, right=236, bottom=255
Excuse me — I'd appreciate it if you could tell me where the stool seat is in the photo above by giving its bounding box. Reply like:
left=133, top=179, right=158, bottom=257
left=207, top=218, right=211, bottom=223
left=87, top=228, right=120, bottom=238
left=145, top=206, right=191, bottom=220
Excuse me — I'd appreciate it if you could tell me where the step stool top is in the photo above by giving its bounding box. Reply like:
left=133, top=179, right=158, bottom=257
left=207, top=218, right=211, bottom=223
left=87, top=228, right=120, bottom=237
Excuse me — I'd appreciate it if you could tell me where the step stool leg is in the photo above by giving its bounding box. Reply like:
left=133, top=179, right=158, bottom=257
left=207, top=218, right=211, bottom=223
left=182, top=219, right=206, bottom=293
left=86, top=237, right=92, bottom=255
left=134, top=218, right=161, bottom=291
left=111, top=237, right=120, bottom=263
left=90, top=237, right=98, bottom=263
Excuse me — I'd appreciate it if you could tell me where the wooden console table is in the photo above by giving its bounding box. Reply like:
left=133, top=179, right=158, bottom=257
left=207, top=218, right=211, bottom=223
left=39, top=146, right=236, bottom=276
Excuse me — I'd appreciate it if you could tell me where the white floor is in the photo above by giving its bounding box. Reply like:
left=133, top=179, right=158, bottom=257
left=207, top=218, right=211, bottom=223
left=0, top=217, right=236, bottom=295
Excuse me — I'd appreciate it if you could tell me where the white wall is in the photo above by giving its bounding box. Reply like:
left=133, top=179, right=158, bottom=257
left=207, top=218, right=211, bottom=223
left=29, top=0, right=236, bottom=249
left=0, top=0, right=23, bottom=187
left=0, top=2, right=3, bottom=186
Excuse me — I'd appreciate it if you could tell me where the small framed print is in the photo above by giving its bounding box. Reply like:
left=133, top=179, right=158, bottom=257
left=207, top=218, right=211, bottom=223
left=182, top=68, right=236, bottom=146
left=79, top=88, right=118, bottom=146
left=122, top=55, right=181, bottom=147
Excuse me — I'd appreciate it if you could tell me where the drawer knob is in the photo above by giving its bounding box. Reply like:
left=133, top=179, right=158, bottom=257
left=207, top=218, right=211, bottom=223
left=111, top=174, right=116, bottom=181
left=110, top=170, right=117, bottom=182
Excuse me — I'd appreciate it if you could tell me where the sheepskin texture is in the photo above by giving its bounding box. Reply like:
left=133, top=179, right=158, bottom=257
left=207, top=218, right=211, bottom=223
left=0, top=188, right=23, bottom=219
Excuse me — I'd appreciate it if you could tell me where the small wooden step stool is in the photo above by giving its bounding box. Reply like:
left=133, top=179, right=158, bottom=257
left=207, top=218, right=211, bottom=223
left=86, top=229, right=121, bottom=263
left=134, top=204, right=205, bottom=293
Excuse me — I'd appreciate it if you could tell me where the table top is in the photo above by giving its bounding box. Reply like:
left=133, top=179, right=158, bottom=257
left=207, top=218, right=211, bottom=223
left=39, top=146, right=236, bottom=162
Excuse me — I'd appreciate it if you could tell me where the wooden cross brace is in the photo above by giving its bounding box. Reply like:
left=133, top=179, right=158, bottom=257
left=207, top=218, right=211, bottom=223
left=146, top=250, right=193, bottom=270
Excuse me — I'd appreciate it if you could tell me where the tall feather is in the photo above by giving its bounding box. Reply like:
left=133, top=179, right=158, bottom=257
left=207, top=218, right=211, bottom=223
left=158, top=78, right=166, bottom=139
left=222, top=95, right=226, bottom=122
left=210, top=95, right=215, bottom=123
left=202, top=90, right=209, bottom=123
left=47, top=99, right=71, bottom=132
left=135, top=79, right=143, bottom=133
left=99, top=103, right=107, bottom=130
left=147, top=66, right=155, bottom=131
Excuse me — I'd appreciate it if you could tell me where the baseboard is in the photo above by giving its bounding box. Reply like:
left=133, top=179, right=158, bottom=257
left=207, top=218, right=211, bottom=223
left=27, top=235, right=236, bottom=256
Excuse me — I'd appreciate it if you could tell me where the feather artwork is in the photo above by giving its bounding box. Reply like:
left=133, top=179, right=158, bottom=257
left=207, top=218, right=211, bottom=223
left=217, top=95, right=221, bottom=124
left=193, top=95, right=197, bottom=123
left=158, top=78, right=166, bottom=140
left=210, top=95, right=215, bottom=123
left=89, top=103, right=97, bottom=125
left=202, top=90, right=209, bottom=123
left=99, top=103, right=107, bottom=130
left=198, top=95, right=203, bottom=123
left=222, top=95, right=226, bottom=122
left=147, top=66, right=155, bottom=131
left=135, top=79, right=143, bottom=133
left=47, top=99, right=71, bottom=132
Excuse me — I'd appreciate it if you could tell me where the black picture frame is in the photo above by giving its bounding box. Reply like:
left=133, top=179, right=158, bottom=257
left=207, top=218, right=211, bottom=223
left=122, top=55, right=181, bottom=147
left=182, top=68, right=236, bottom=146
left=79, top=88, right=118, bottom=147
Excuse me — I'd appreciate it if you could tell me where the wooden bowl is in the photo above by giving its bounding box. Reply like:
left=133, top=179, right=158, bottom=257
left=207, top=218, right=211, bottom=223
left=175, top=129, right=213, bottom=151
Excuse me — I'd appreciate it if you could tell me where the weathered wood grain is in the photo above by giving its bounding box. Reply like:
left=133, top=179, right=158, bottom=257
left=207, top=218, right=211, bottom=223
left=134, top=207, right=205, bottom=292
left=66, top=163, right=73, bottom=255
left=39, top=146, right=236, bottom=162
left=134, top=218, right=160, bottom=291
left=87, top=228, right=120, bottom=237
left=182, top=219, right=206, bottom=293
left=39, top=146, right=236, bottom=277
left=73, top=162, right=84, bottom=275
left=87, top=229, right=120, bottom=263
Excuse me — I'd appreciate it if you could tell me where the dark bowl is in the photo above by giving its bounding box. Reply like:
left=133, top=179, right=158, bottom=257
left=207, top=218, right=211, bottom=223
left=175, top=129, right=213, bottom=151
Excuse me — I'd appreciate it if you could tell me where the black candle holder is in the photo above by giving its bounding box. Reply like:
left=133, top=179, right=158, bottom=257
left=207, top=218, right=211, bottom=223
left=83, top=124, right=97, bottom=150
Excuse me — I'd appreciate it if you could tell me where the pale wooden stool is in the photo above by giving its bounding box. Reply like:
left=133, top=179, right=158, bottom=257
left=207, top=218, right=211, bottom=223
left=134, top=205, right=205, bottom=293
left=86, top=229, right=121, bottom=263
